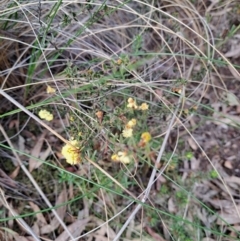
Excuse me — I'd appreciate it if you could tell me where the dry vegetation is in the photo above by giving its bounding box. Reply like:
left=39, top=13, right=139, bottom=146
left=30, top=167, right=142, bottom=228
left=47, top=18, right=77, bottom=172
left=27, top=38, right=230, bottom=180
left=1, top=0, right=240, bottom=240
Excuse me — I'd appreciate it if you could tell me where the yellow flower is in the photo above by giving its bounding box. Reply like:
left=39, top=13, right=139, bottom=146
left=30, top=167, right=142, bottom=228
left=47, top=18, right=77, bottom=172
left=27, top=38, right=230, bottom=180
left=139, top=103, right=149, bottom=110
left=46, top=85, right=56, bottom=94
left=116, top=58, right=122, bottom=65
left=120, top=156, right=130, bottom=164
left=111, top=154, right=119, bottom=162
left=126, top=118, right=137, bottom=129
left=127, top=98, right=138, bottom=109
left=118, top=151, right=131, bottom=164
left=61, top=140, right=81, bottom=165
left=141, top=132, right=151, bottom=143
left=38, top=109, right=53, bottom=121
left=122, top=128, right=133, bottom=138
left=69, top=115, right=74, bottom=122
left=111, top=151, right=131, bottom=164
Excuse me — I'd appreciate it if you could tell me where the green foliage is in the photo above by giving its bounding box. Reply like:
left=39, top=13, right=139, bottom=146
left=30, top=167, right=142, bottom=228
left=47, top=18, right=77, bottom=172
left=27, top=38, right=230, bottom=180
left=209, top=170, right=219, bottom=179
left=185, top=151, right=193, bottom=160
left=171, top=221, right=195, bottom=241
left=132, top=35, right=143, bottom=54
left=146, top=209, right=159, bottom=227
left=160, top=184, right=169, bottom=195
left=175, top=190, right=188, bottom=205
left=58, top=171, right=77, bottom=184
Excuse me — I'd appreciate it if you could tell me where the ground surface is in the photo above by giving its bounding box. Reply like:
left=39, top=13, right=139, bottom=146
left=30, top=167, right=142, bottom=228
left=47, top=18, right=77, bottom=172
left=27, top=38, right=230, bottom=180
left=1, top=1, right=240, bottom=241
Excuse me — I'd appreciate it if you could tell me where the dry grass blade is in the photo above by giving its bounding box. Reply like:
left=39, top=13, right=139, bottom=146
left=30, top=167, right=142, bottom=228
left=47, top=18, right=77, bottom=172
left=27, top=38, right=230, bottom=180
left=40, top=189, right=67, bottom=234
left=0, top=188, right=41, bottom=241
left=29, top=130, right=48, bottom=172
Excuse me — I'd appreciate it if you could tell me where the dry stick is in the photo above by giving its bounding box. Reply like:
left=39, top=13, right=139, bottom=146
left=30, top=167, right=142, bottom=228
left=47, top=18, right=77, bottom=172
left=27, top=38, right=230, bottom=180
left=113, top=99, right=181, bottom=241
left=0, top=91, right=74, bottom=240
left=0, top=188, right=41, bottom=241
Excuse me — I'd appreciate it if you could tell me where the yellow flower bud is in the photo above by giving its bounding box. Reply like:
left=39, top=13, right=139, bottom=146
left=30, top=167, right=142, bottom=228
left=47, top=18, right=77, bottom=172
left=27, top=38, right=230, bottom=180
left=126, top=119, right=137, bottom=129
left=46, top=85, right=56, bottom=94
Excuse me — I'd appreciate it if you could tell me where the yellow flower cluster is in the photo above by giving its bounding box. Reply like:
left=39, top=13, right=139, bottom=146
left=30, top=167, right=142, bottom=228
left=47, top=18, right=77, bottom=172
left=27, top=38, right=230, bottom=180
left=61, top=140, right=81, bottom=165
left=126, top=118, right=137, bottom=129
left=122, top=118, right=137, bottom=138
left=139, top=103, right=149, bottom=110
left=111, top=99, right=152, bottom=163
left=122, top=128, right=133, bottom=138
left=111, top=151, right=131, bottom=164
left=138, top=132, right=152, bottom=147
left=141, top=132, right=151, bottom=143
left=46, top=85, right=56, bottom=94
left=38, top=109, right=53, bottom=121
left=127, top=98, right=138, bottom=109
left=127, top=98, right=149, bottom=111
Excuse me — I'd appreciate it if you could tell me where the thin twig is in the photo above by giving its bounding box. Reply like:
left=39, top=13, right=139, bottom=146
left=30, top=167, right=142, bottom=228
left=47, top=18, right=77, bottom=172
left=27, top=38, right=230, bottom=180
left=38, top=0, right=42, bottom=28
